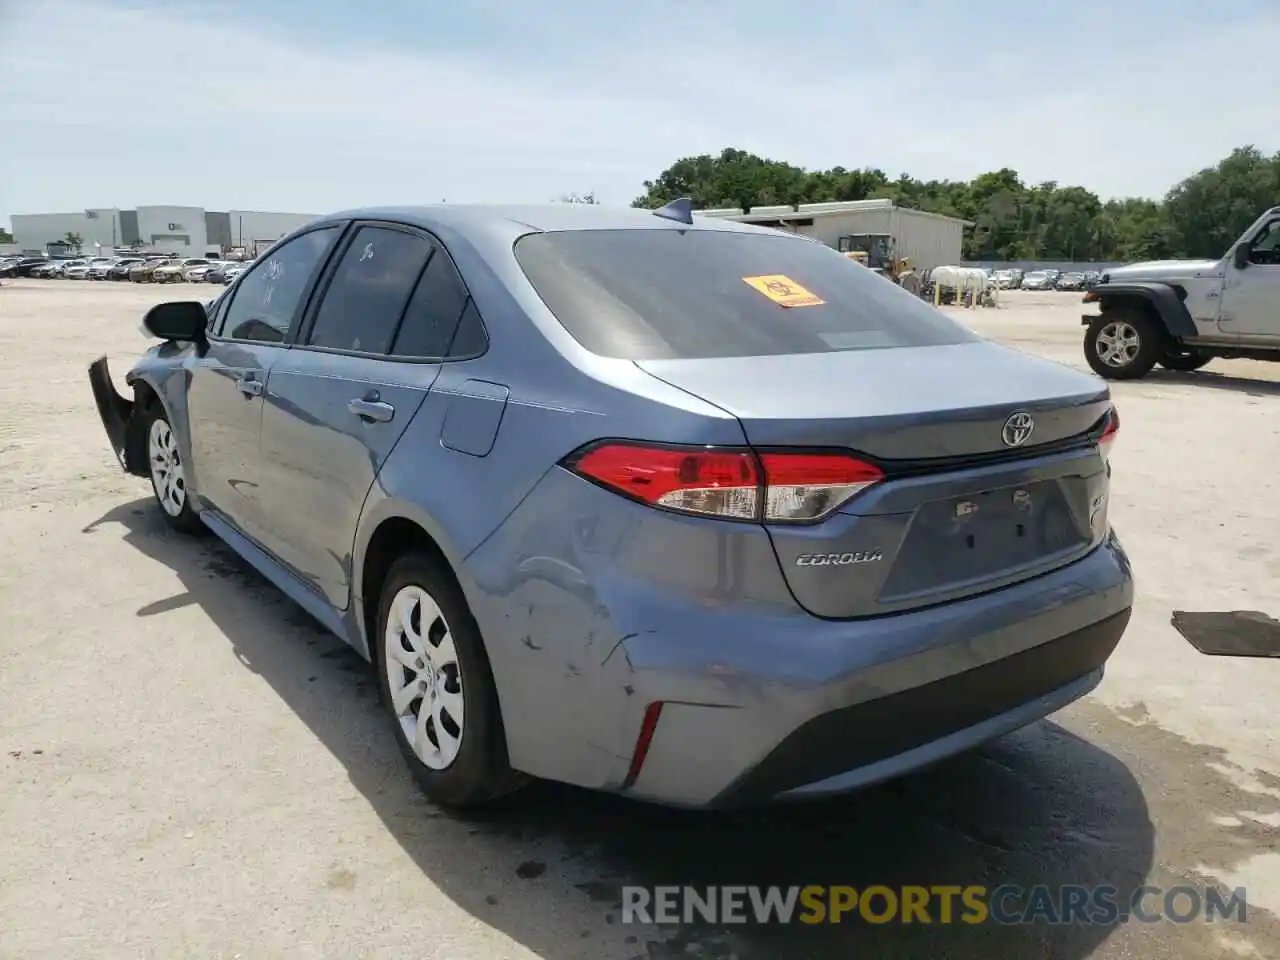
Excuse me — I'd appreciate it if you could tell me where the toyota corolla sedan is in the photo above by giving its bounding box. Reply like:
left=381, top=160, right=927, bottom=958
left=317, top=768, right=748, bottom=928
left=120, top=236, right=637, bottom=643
left=88, top=202, right=1131, bottom=810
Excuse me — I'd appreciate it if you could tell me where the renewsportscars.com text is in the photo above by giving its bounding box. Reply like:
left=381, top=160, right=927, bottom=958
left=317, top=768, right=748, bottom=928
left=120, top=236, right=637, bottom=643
left=622, top=884, right=1248, bottom=926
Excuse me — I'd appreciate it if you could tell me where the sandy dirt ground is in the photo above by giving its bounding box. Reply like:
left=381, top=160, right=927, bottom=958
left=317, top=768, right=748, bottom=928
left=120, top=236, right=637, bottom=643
left=1, top=282, right=1278, bottom=960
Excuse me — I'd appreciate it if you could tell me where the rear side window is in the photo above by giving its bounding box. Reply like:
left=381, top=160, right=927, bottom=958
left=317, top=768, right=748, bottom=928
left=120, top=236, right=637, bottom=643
left=513, top=229, right=977, bottom=359
left=448, top=301, right=488, bottom=357
left=391, top=247, right=477, bottom=358
left=308, top=226, right=433, bottom=354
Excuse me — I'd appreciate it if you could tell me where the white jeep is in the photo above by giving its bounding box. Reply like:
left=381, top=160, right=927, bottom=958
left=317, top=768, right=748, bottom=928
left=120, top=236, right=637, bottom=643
left=1082, top=206, right=1280, bottom=379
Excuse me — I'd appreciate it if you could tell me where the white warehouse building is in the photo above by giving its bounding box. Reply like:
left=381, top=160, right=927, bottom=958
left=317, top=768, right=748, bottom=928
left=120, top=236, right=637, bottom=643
left=695, top=199, right=970, bottom=274
left=9, top=205, right=319, bottom=256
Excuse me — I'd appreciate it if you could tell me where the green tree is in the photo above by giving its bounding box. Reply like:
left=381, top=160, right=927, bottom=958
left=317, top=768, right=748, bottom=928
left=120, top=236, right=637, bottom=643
left=1163, top=146, right=1280, bottom=258
left=634, top=145, right=1280, bottom=263
left=632, top=148, right=814, bottom=211
left=0, top=227, right=13, bottom=244
left=64, top=231, right=83, bottom=251
left=1100, top=198, right=1179, bottom=261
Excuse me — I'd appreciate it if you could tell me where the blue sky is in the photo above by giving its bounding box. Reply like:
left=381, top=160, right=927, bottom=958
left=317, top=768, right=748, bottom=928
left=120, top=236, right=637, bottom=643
left=1, top=0, right=1276, bottom=227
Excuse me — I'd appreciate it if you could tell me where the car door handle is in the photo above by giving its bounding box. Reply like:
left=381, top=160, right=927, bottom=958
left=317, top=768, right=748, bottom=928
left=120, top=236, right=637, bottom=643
left=236, top=375, right=264, bottom=397
left=348, top=397, right=395, bottom=423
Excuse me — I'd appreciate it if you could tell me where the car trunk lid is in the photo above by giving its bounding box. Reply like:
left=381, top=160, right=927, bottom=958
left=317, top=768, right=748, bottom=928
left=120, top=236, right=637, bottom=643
left=637, top=342, right=1114, bottom=618
left=637, top=342, right=1108, bottom=461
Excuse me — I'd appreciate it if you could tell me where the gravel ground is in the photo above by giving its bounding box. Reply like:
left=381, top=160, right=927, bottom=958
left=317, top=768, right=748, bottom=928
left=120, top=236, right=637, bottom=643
left=1, top=282, right=1278, bottom=960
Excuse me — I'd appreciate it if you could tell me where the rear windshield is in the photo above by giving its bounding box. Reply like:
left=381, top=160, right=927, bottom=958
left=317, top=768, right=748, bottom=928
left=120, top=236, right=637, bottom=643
left=513, top=228, right=977, bottom=360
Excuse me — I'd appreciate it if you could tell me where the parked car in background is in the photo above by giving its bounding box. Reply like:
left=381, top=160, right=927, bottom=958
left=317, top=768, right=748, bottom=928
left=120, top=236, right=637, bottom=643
left=130, top=259, right=178, bottom=283
left=184, top=261, right=223, bottom=282
left=107, top=258, right=146, bottom=280
left=87, top=203, right=1131, bottom=811
left=993, top=269, right=1018, bottom=289
left=1056, top=273, right=1087, bottom=291
left=32, top=258, right=86, bottom=278
left=67, top=258, right=112, bottom=280
left=152, top=258, right=210, bottom=283
left=1021, top=270, right=1054, bottom=290
left=13, top=258, right=52, bottom=277
left=0, top=259, right=17, bottom=279
left=204, top=263, right=235, bottom=284
left=219, top=262, right=251, bottom=284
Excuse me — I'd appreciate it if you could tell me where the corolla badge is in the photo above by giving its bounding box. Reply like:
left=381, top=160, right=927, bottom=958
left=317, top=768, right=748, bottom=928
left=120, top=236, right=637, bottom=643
left=795, top=550, right=883, bottom=567
left=1002, top=411, right=1035, bottom=448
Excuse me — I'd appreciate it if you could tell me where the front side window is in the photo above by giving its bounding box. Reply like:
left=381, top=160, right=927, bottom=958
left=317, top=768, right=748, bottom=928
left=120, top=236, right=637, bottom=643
left=307, top=226, right=432, bottom=354
left=514, top=228, right=976, bottom=360
left=1248, top=221, right=1280, bottom=265
left=219, top=227, right=340, bottom=343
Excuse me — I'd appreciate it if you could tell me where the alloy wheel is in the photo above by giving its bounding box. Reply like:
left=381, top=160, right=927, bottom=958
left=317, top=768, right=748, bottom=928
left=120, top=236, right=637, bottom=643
left=1095, top=320, right=1141, bottom=368
left=148, top=418, right=186, bottom=516
left=384, top=585, right=465, bottom=770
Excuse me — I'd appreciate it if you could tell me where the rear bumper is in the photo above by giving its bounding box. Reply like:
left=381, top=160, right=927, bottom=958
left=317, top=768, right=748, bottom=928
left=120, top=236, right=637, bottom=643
left=622, top=533, right=1132, bottom=808
left=469, top=465, right=1134, bottom=808
left=710, top=608, right=1126, bottom=807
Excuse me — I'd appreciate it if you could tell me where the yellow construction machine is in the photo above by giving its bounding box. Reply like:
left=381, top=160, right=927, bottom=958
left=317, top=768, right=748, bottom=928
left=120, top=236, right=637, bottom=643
left=841, top=233, right=921, bottom=295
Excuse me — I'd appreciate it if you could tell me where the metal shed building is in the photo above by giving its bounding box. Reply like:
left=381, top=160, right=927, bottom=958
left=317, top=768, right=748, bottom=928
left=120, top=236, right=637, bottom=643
left=694, top=199, right=969, bottom=274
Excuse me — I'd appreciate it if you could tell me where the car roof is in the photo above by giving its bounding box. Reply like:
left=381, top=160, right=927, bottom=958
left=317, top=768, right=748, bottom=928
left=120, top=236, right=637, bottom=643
left=309, top=203, right=787, bottom=244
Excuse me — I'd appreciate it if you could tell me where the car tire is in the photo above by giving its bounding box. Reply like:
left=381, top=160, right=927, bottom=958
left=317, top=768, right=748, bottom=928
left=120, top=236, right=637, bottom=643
left=1084, top=310, right=1161, bottom=380
left=1158, top=351, right=1212, bottom=373
left=375, top=551, right=521, bottom=808
left=139, top=403, right=203, bottom=534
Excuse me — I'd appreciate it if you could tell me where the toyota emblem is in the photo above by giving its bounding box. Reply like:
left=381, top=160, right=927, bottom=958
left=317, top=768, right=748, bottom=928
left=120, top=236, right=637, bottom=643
left=1002, top=411, right=1035, bottom=447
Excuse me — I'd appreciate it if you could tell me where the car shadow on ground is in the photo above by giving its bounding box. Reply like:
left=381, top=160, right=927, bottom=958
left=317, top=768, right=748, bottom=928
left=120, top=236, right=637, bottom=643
left=89, top=499, right=1155, bottom=960
left=1142, top=367, right=1280, bottom=397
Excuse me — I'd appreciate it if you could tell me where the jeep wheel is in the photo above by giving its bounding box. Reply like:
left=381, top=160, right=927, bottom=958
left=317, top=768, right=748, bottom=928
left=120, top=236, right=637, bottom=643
left=1085, top=311, right=1161, bottom=380
left=1159, top=351, right=1212, bottom=373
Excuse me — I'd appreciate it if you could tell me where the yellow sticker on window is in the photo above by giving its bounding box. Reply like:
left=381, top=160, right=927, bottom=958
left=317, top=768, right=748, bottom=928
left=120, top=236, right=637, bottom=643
left=742, top=275, right=825, bottom=308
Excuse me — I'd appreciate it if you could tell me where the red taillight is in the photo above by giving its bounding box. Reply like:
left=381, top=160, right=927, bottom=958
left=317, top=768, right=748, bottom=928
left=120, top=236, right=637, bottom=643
left=569, top=443, right=760, bottom=519
left=566, top=442, right=883, bottom=523
left=1098, top=407, right=1119, bottom=462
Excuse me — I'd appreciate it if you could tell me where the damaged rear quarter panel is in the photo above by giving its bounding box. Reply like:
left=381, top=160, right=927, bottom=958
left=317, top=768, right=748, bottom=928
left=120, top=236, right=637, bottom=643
left=462, top=466, right=803, bottom=792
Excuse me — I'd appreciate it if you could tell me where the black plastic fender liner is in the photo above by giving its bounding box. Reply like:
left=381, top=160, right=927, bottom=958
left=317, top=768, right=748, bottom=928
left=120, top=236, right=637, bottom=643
left=1090, top=282, right=1198, bottom=338
left=88, top=356, right=143, bottom=475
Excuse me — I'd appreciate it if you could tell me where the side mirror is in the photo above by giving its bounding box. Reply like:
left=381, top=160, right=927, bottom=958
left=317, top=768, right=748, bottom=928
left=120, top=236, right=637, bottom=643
left=1233, top=244, right=1251, bottom=270
left=143, top=301, right=208, bottom=342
